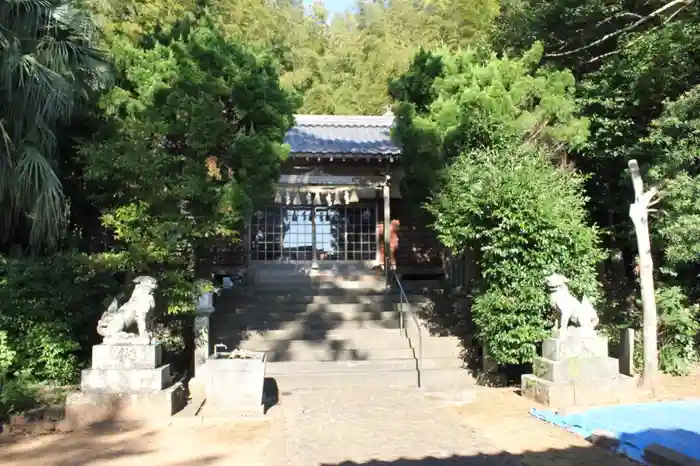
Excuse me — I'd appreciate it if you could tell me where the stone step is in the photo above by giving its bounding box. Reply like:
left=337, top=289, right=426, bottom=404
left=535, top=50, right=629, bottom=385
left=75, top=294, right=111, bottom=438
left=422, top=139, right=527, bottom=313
left=410, top=335, right=463, bottom=350
left=218, top=293, right=430, bottom=305
left=267, top=359, right=418, bottom=375
left=232, top=336, right=464, bottom=359
left=265, top=357, right=463, bottom=375
left=214, top=307, right=403, bottom=321
left=215, top=335, right=410, bottom=352
left=215, top=302, right=419, bottom=315
left=419, top=368, right=478, bottom=390
left=239, top=340, right=462, bottom=362
left=241, top=346, right=417, bottom=362
left=219, top=327, right=407, bottom=342
left=271, top=369, right=419, bottom=389
left=247, top=281, right=387, bottom=292
left=213, top=313, right=403, bottom=332
left=232, top=336, right=410, bottom=353
left=270, top=368, right=476, bottom=390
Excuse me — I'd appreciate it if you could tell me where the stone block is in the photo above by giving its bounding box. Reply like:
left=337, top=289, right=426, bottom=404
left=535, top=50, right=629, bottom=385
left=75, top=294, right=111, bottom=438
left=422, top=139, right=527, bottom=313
left=542, top=335, right=608, bottom=361
left=81, top=365, right=171, bottom=392
left=91, top=343, right=162, bottom=370
left=205, top=352, right=266, bottom=411
left=521, top=374, right=574, bottom=408
left=64, top=382, right=186, bottom=429
left=572, top=378, right=621, bottom=405
left=193, top=312, right=213, bottom=376
left=619, top=328, right=635, bottom=376
left=533, top=356, right=619, bottom=383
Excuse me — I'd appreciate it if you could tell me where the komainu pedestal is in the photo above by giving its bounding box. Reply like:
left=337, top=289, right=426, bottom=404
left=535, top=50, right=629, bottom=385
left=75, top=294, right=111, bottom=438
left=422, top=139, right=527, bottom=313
left=65, top=343, right=185, bottom=427
left=522, top=328, right=635, bottom=408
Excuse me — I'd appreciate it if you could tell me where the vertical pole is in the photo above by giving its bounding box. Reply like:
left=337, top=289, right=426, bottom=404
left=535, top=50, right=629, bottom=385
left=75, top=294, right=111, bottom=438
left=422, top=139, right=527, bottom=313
left=276, top=206, right=282, bottom=261
left=344, top=205, right=348, bottom=261
left=246, top=216, right=252, bottom=266
left=375, top=196, right=380, bottom=266
left=311, top=206, right=318, bottom=268
left=383, top=175, right=391, bottom=288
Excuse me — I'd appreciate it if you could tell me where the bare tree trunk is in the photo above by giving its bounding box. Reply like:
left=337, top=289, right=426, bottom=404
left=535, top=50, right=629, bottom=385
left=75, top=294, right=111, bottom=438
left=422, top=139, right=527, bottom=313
left=628, top=159, right=662, bottom=395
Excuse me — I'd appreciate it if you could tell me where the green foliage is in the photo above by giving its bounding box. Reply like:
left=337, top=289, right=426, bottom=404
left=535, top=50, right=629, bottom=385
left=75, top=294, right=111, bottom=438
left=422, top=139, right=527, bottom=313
left=430, top=147, right=604, bottom=364
left=497, top=0, right=700, bottom=373
left=392, top=44, right=602, bottom=365
left=0, top=331, right=15, bottom=381
left=392, top=42, right=589, bottom=211
left=206, top=0, right=499, bottom=114
left=655, top=286, right=700, bottom=375
left=0, top=253, right=125, bottom=384
left=0, top=374, right=40, bottom=417
left=0, top=0, right=107, bottom=251
left=645, top=85, right=700, bottom=266
left=78, top=15, right=297, bottom=314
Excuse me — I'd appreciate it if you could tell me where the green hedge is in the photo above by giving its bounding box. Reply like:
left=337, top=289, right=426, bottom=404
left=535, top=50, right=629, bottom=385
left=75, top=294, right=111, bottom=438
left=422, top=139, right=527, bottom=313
left=0, top=253, right=126, bottom=385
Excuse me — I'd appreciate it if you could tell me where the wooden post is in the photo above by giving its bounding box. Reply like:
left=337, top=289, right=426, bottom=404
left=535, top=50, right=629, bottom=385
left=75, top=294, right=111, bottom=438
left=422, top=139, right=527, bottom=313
left=628, top=159, right=661, bottom=395
left=383, top=175, right=391, bottom=286
left=311, top=206, right=318, bottom=269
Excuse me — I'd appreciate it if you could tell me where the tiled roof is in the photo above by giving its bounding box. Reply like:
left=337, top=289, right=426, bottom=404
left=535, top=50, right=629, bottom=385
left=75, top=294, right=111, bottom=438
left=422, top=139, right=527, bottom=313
left=284, top=114, right=400, bottom=158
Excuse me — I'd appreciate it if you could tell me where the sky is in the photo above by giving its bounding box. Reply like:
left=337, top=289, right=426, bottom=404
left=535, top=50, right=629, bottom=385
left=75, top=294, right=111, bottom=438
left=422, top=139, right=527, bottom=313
left=304, top=0, right=356, bottom=16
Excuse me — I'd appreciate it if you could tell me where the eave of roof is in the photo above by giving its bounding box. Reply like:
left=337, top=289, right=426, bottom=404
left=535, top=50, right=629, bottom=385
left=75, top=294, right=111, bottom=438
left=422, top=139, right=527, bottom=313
left=284, top=114, right=401, bottom=158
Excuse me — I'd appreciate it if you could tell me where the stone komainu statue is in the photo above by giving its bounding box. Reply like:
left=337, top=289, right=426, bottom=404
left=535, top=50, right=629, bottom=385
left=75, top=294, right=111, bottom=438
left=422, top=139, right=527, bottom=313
left=546, top=273, right=599, bottom=336
left=97, top=275, right=158, bottom=344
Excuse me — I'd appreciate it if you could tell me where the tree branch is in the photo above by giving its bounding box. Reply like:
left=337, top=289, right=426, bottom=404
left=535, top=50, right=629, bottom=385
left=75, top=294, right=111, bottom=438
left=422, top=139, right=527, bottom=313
left=545, top=0, right=695, bottom=59
left=595, top=12, right=643, bottom=29
left=629, top=159, right=661, bottom=208
left=585, top=2, right=692, bottom=64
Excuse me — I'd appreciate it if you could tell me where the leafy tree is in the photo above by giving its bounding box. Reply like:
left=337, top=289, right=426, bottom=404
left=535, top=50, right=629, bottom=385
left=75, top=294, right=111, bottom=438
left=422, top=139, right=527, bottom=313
left=430, top=147, right=603, bottom=363
left=497, top=0, right=700, bottom=374
left=390, top=43, right=589, bottom=207
left=641, top=86, right=700, bottom=374
left=391, top=44, right=602, bottom=364
left=80, top=16, right=298, bottom=313
left=0, top=0, right=106, bottom=252
left=211, top=0, right=500, bottom=114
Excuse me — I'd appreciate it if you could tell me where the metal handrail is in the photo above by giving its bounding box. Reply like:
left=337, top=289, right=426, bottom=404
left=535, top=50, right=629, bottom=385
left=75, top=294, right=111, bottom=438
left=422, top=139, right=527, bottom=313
left=389, top=269, right=423, bottom=388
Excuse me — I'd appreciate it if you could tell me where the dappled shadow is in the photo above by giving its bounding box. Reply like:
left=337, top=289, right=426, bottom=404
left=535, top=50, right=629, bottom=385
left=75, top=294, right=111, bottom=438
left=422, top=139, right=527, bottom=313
left=263, top=377, right=280, bottom=411
left=0, top=404, right=234, bottom=466
left=321, top=434, right=700, bottom=465
left=0, top=411, right=220, bottom=466
left=210, top=264, right=407, bottom=365
left=409, top=278, right=485, bottom=376
left=319, top=446, right=631, bottom=465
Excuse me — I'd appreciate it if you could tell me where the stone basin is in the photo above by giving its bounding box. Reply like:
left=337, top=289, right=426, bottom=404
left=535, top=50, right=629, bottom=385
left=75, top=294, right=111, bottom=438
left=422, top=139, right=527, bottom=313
left=204, top=350, right=266, bottom=413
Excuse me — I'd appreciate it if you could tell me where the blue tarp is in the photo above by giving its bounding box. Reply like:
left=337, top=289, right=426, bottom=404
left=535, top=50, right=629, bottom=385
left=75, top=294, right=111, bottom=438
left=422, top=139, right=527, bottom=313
left=531, top=400, right=700, bottom=464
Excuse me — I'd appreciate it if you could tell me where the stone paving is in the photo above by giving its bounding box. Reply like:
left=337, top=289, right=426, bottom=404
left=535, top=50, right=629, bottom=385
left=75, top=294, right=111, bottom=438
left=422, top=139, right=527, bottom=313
left=2, top=383, right=662, bottom=465
left=270, top=386, right=523, bottom=466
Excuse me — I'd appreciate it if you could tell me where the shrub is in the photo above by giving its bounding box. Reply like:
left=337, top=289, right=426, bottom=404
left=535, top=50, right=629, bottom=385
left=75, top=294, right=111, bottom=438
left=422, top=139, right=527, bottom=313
left=652, top=286, right=698, bottom=375
left=0, top=253, right=126, bottom=384
left=429, top=145, right=605, bottom=365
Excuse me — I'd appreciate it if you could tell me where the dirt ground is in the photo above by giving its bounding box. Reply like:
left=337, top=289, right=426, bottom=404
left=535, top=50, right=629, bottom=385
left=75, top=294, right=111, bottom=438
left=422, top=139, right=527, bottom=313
left=1, top=374, right=698, bottom=466
left=0, top=419, right=274, bottom=466
left=454, top=373, right=700, bottom=466
left=454, top=388, right=637, bottom=466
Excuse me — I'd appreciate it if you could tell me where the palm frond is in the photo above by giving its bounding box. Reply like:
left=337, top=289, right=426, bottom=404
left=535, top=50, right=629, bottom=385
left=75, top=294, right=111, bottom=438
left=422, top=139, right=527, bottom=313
left=0, top=0, right=108, bottom=251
